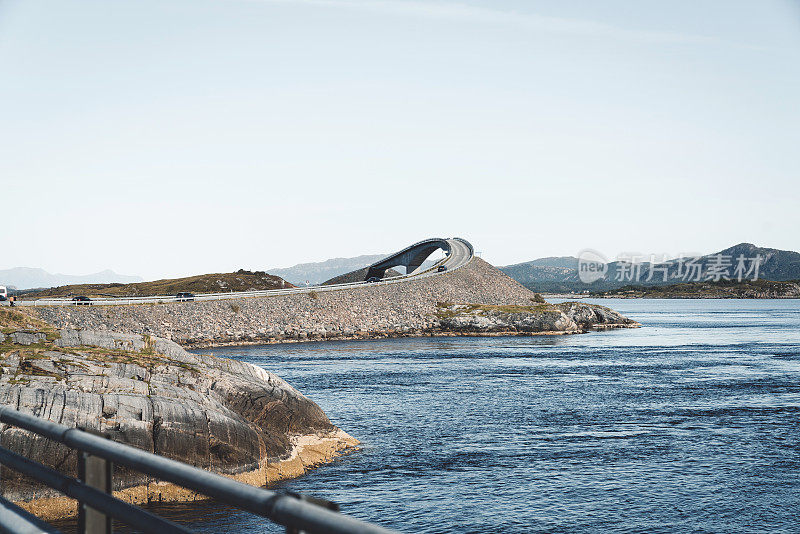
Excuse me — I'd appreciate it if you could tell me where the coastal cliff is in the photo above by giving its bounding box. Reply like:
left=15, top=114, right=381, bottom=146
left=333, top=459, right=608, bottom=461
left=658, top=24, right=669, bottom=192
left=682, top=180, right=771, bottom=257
left=0, top=309, right=356, bottom=519
left=29, top=258, right=638, bottom=347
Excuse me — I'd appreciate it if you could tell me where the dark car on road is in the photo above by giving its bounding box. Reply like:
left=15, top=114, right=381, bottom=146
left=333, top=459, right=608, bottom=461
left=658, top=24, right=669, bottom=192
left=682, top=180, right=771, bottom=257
left=175, top=292, right=195, bottom=302
left=437, top=265, right=448, bottom=272
left=72, top=296, right=92, bottom=305
left=366, top=277, right=381, bottom=283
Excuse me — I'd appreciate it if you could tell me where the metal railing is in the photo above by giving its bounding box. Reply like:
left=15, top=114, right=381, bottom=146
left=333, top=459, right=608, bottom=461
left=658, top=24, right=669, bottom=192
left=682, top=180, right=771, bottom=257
left=4, top=238, right=474, bottom=308
left=0, top=407, right=397, bottom=534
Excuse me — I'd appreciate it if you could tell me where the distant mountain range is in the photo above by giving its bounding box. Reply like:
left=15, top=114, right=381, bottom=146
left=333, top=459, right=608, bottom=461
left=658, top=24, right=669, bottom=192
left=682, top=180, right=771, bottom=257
left=500, top=243, right=800, bottom=293
left=0, top=267, right=143, bottom=291
left=267, top=255, right=388, bottom=286
left=10, top=242, right=796, bottom=294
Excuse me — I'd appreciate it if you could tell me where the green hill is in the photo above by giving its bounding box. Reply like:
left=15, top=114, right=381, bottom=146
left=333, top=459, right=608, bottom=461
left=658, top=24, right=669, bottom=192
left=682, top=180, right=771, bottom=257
left=19, top=269, right=292, bottom=299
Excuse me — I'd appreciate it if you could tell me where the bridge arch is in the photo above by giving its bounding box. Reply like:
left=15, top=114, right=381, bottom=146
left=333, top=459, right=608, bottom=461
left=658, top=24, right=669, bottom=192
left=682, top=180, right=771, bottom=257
left=365, top=238, right=452, bottom=280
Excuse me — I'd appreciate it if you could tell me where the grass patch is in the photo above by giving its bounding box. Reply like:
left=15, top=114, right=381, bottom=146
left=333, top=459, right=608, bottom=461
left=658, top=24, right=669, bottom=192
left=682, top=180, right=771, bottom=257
left=0, top=309, right=60, bottom=342
left=57, top=344, right=200, bottom=374
left=434, top=302, right=557, bottom=319
left=0, top=325, right=203, bottom=398
left=140, top=334, right=156, bottom=355
left=18, top=360, right=64, bottom=381
left=1, top=332, right=199, bottom=376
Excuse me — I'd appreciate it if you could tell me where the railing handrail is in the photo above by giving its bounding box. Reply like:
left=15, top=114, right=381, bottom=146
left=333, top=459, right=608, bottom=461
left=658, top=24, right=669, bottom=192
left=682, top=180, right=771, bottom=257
left=0, top=446, right=191, bottom=534
left=0, top=407, right=396, bottom=534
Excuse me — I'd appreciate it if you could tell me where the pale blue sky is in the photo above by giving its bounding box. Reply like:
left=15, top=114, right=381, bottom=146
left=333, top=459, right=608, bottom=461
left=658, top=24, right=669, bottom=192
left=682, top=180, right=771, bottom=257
left=1, top=0, right=799, bottom=279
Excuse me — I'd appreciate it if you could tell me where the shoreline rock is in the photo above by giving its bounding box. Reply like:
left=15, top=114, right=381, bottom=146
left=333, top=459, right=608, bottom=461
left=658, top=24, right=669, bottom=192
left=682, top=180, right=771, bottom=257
left=435, top=301, right=639, bottom=335
left=0, top=313, right=357, bottom=519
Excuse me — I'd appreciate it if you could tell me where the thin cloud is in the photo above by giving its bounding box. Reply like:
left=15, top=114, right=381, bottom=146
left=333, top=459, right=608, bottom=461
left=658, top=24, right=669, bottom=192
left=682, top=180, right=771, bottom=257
left=248, top=0, right=721, bottom=46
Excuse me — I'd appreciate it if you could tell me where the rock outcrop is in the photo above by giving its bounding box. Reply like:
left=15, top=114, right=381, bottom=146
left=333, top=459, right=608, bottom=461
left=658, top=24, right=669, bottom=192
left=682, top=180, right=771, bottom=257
left=0, top=310, right=356, bottom=518
left=436, top=302, right=639, bottom=334
left=556, top=301, right=640, bottom=329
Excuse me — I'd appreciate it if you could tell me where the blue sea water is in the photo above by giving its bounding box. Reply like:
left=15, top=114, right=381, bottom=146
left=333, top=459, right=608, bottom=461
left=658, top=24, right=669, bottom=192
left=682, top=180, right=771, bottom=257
left=141, top=299, right=800, bottom=532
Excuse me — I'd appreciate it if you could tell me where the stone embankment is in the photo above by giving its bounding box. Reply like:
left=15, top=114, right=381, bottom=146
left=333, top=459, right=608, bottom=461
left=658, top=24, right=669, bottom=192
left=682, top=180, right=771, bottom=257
left=30, top=258, right=637, bottom=347
left=0, top=310, right=356, bottom=519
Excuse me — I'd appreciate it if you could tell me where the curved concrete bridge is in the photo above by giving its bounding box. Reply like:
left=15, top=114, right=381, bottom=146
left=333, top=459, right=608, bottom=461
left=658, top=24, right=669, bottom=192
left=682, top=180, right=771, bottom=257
left=14, top=238, right=474, bottom=307
left=366, top=237, right=473, bottom=280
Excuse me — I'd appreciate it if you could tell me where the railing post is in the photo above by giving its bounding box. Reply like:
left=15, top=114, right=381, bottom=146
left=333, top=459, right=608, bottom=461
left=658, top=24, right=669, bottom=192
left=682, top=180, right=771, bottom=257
left=77, top=434, right=113, bottom=534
